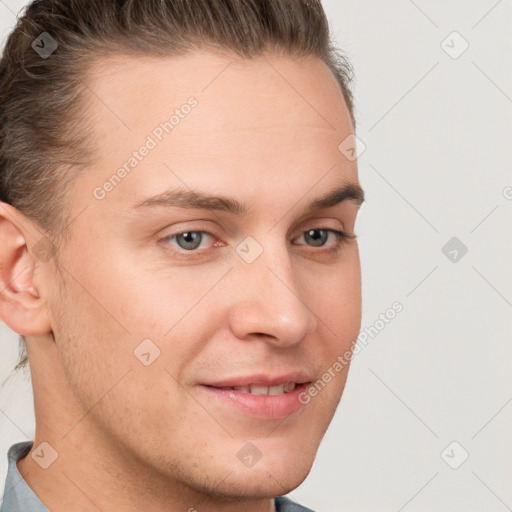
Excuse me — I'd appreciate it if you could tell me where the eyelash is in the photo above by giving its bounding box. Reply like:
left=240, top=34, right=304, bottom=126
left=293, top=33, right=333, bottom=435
left=159, top=227, right=354, bottom=257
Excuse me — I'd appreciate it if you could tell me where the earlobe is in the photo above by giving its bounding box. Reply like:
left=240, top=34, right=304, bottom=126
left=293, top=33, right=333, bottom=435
left=0, top=202, right=52, bottom=335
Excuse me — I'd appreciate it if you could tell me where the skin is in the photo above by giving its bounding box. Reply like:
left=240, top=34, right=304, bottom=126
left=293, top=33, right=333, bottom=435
left=0, top=51, right=363, bottom=512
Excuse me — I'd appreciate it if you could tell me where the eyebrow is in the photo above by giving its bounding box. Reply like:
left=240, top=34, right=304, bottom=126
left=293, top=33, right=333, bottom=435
left=129, top=183, right=365, bottom=216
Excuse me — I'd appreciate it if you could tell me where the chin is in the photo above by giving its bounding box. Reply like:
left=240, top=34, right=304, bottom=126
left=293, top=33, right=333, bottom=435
left=207, top=440, right=316, bottom=500
left=206, top=460, right=313, bottom=501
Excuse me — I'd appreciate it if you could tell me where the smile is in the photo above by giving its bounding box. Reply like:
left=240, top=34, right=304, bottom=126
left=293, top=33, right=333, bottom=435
left=199, top=373, right=312, bottom=419
left=215, top=382, right=297, bottom=395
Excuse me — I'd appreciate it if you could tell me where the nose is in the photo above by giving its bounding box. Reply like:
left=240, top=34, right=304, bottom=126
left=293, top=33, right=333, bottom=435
left=227, top=243, right=317, bottom=348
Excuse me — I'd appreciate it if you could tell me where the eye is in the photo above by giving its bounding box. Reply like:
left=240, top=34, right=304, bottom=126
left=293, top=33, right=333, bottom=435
left=160, top=227, right=353, bottom=257
left=162, top=231, right=214, bottom=251
left=294, top=228, right=352, bottom=248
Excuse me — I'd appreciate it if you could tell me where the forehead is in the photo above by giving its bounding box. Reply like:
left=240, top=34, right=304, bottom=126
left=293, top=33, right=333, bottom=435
left=83, top=50, right=352, bottom=141
left=73, top=51, right=357, bottom=215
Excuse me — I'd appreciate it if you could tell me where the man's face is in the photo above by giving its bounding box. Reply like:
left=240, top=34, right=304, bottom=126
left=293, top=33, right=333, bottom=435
left=40, top=51, right=363, bottom=498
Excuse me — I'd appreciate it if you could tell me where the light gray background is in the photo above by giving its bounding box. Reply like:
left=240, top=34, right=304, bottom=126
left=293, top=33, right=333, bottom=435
left=1, top=1, right=511, bottom=511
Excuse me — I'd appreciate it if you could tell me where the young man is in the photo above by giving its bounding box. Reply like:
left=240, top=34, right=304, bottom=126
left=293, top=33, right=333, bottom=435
left=0, top=0, right=364, bottom=510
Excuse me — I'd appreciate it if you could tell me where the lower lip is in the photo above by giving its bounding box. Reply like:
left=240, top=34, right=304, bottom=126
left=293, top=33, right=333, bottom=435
left=199, top=383, right=310, bottom=419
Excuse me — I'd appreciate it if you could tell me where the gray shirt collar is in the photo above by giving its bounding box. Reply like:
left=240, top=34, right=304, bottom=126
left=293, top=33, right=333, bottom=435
left=1, top=441, right=49, bottom=512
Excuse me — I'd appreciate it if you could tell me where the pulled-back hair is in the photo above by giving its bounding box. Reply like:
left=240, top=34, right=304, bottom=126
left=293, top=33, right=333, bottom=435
left=0, top=0, right=356, bottom=372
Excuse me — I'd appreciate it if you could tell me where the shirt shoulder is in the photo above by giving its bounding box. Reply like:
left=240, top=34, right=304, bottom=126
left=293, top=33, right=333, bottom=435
left=0, top=441, right=50, bottom=512
left=275, top=496, right=316, bottom=512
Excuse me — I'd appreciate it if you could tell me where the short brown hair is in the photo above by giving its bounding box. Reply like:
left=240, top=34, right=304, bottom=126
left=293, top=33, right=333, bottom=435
left=0, top=0, right=356, bottom=372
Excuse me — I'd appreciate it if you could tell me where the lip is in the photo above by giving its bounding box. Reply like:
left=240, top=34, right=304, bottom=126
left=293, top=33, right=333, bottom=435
left=199, top=372, right=312, bottom=420
left=202, top=371, right=312, bottom=388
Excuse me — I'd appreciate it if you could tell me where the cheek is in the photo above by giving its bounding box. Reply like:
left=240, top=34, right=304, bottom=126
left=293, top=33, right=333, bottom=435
left=51, top=273, right=132, bottom=410
left=53, top=247, right=214, bottom=389
left=52, top=266, right=196, bottom=439
left=305, top=248, right=362, bottom=345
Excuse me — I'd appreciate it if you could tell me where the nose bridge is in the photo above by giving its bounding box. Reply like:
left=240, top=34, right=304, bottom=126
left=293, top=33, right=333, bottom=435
left=227, top=236, right=317, bottom=345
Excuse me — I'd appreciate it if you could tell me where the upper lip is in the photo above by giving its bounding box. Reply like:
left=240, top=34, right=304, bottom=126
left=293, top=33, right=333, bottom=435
left=202, top=371, right=312, bottom=388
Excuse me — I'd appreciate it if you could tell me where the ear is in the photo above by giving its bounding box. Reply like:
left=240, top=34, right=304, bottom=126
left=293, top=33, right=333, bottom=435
left=0, top=201, right=52, bottom=335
